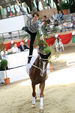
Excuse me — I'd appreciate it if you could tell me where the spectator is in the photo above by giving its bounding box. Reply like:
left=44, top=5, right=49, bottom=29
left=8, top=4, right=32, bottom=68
left=49, top=16, right=54, bottom=30
left=10, top=5, right=15, bottom=16
left=53, top=12, right=58, bottom=20
left=11, top=43, right=19, bottom=53
left=47, top=3, right=51, bottom=9
left=57, top=22, right=63, bottom=32
left=18, top=42, right=29, bottom=52
left=15, top=3, right=20, bottom=16
left=71, top=14, right=74, bottom=22
left=63, top=20, right=73, bottom=31
left=0, top=6, right=2, bottom=19
left=55, top=37, right=64, bottom=52
left=71, top=14, right=75, bottom=29
left=43, top=15, right=50, bottom=25
left=36, top=0, right=39, bottom=11
left=1, top=47, right=8, bottom=60
left=43, top=15, right=50, bottom=33
left=0, top=6, right=5, bottom=19
left=7, top=6, right=11, bottom=17
left=58, top=10, right=63, bottom=21
left=53, top=12, right=58, bottom=26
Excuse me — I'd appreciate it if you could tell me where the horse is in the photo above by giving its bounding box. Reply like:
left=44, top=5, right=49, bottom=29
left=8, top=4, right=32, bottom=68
left=29, top=52, right=51, bottom=112
left=55, top=37, right=64, bottom=52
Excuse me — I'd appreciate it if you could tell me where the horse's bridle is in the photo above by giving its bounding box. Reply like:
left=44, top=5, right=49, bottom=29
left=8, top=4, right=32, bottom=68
left=32, top=56, right=48, bottom=77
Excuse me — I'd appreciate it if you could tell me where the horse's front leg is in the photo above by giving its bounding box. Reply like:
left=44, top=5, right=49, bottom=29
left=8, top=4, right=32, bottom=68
left=36, top=85, right=41, bottom=101
left=39, top=81, right=45, bottom=111
left=32, top=83, right=36, bottom=107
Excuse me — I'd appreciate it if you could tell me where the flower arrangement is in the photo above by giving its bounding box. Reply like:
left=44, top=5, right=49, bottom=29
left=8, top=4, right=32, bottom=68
left=38, top=39, right=54, bottom=57
left=34, top=30, right=55, bottom=57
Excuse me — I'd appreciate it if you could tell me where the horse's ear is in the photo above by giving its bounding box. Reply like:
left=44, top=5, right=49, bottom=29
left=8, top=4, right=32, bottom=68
left=46, top=52, right=51, bottom=58
left=39, top=52, right=51, bottom=59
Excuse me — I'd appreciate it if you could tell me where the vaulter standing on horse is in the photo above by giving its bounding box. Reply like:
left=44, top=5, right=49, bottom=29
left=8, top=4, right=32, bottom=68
left=16, top=0, right=44, bottom=64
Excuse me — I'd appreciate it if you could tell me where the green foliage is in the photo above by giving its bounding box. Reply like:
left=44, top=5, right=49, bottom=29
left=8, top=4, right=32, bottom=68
left=44, top=46, right=55, bottom=58
left=53, top=27, right=58, bottom=32
left=0, top=61, right=1, bottom=69
left=35, top=31, right=55, bottom=56
left=1, top=59, right=8, bottom=70
left=38, top=40, right=47, bottom=48
left=42, top=25, right=48, bottom=37
left=38, top=40, right=48, bottom=53
left=36, top=30, right=40, bottom=39
left=0, top=37, right=4, bottom=52
left=34, top=30, right=55, bottom=58
left=38, top=39, right=55, bottom=57
left=44, top=46, right=53, bottom=54
left=60, top=2, right=70, bottom=10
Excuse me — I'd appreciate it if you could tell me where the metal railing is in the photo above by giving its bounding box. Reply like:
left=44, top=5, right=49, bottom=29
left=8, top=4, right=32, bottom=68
left=0, top=30, right=29, bottom=41
left=0, top=20, right=75, bottom=41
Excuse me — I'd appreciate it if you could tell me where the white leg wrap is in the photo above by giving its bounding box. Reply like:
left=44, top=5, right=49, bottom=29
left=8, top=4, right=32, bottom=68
left=38, top=88, right=41, bottom=97
left=32, top=97, right=35, bottom=105
left=40, top=97, right=43, bottom=108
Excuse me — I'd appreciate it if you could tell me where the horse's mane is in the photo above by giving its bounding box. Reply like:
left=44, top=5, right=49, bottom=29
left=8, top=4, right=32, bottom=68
left=33, top=56, right=39, bottom=67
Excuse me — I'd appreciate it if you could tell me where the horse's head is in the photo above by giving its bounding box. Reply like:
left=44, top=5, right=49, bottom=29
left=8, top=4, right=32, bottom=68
left=38, top=52, right=51, bottom=76
left=39, top=52, right=51, bottom=60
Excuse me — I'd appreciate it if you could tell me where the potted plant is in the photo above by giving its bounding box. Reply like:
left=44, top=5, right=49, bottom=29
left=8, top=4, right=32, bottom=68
left=0, top=59, right=10, bottom=85
left=60, top=1, right=70, bottom=15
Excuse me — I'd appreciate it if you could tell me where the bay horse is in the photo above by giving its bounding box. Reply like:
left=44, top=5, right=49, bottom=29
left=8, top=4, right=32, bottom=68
left=29, top=52, right=51, bottom=112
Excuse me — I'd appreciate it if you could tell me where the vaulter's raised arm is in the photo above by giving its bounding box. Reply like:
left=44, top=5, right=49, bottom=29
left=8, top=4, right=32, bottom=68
left=16, top=0, right=32, bottom=19
left=19, top=6, right=32, bottom=18
left=37, top=21, right=44, bottom=36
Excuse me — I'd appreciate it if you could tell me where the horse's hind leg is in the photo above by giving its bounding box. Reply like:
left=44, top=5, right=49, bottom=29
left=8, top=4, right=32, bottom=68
left=32, top=83, right=36, bottom=107
left=36, top=85, right=41, bottom=101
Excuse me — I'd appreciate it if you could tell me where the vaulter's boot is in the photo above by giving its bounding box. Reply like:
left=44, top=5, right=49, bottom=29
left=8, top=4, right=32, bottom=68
left=28, top=56, right=32, bottom=63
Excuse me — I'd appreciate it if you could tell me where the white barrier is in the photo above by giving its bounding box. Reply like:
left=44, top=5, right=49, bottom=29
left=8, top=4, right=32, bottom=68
left=0, top=49, right=38, bottom=83
left=0, top=15, right=27, bottom=33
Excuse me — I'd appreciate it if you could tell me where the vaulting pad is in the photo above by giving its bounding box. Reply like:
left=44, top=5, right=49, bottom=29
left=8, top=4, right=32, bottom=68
left=26, top=49, right=50, bottom=75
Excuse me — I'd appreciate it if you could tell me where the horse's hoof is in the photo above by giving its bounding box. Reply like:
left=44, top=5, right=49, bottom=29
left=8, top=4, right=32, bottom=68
left=39, top=107, right=44, bottom=113
left=32, top=104, right=35, bottom=108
